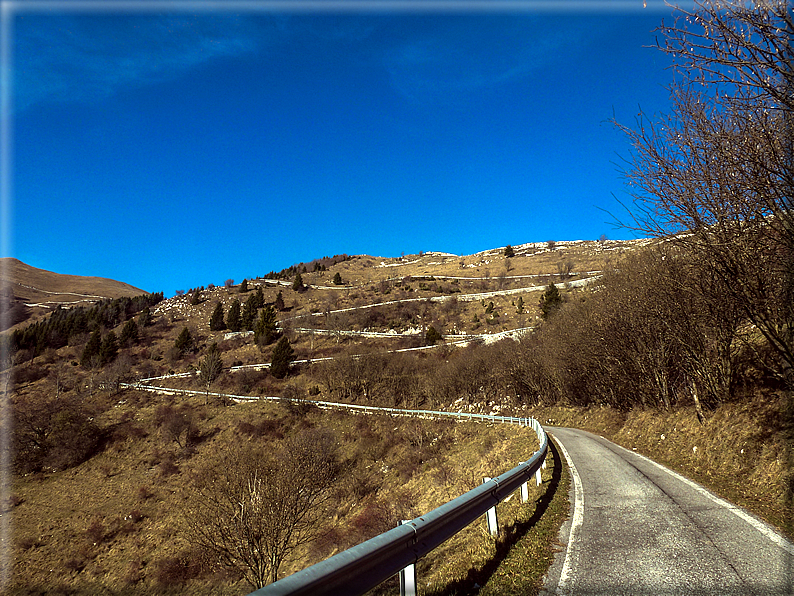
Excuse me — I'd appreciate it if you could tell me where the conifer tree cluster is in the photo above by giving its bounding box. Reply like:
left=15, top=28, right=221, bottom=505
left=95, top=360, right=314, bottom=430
left=241, top=287, right=265, bottom=330
left=80, top=329, right=119, bottom=367
left=220, top=283, right=280, bottom=340
left=263, top=254, right=350, bottom=281
left=12, top=293, right=161, bottom=360
left=120, top=319, right=139, bottom=345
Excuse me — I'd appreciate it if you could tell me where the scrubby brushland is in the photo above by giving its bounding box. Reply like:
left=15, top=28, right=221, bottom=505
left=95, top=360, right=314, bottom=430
left=3, top=226, right=790, bottom=594
left=3, top=1, right=792, bottom=593
left=0, top=239, right=613, bottom=594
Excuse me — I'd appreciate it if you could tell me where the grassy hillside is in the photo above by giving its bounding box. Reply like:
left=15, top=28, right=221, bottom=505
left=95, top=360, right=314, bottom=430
left=4, top=236, right=791, bottom=594
left=0, top=258, right=147, bottom=332
left=5, top=240, right=615, bottom=594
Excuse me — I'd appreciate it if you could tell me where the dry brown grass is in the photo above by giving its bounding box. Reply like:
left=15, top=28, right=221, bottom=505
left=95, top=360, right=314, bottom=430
left=8, top=396, right=545, bottom=595
left=4, top=237, right=654, bottom=594
left=528, top=395, right=793, bottom=541
left=1, top=257, right=145, bottom=303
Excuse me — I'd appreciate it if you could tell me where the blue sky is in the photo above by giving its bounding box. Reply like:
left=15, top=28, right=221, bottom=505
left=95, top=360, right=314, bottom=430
left=5, top=1, right=683, bottom=296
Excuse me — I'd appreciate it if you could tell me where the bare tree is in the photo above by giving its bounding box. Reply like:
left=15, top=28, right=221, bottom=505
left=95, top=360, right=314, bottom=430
left=614, top=0, right=793, bottom=386
left=185, top=429, right=342, bottom=588
left=556, top=260, right=574, bottom=280
left=105, top=351, right=133, bottom=394
left=198, top=343, right=223, bottom=403
left=497, top=270, right=508, bottom=290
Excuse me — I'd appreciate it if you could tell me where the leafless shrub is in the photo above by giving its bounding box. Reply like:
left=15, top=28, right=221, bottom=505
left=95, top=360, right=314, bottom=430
left=86, top=519, right=106, bottom=544
left=185, top=429, right=343, bottom=588
left=158, top=457, right=180, bottom=477
left=235, top=416, right=284, bottom=440
left=154, top=404, right=198, bottom=450
left=613, top=0, right=793, bottom=387
left=12, top=393, right=104, bottom=473
left=137, top=485, right=154, bottom=501
left=154, top=549, right=207, bottom=586
left=124, top=559, right=145, bottom=585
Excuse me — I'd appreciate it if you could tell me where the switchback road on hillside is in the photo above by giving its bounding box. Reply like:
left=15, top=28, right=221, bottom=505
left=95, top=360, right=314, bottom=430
left=542, top=427, right=793, bottom=596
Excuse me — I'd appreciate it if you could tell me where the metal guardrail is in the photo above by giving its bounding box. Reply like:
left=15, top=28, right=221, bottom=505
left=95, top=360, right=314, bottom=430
left=246, top=415, right=548, bottom=596
left=121, top=382, right=549, bottom=594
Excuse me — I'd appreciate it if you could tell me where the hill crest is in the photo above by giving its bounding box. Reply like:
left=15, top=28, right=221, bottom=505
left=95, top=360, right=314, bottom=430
left=1, top=257, right=148, bottom=330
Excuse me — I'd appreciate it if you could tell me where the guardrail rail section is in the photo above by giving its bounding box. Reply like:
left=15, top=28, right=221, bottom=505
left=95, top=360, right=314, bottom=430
left=247, top=413, right=548, bottom=596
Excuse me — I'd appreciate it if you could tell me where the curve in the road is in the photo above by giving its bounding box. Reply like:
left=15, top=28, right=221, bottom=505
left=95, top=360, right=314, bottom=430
left=544, top=427, right=793, bottom=596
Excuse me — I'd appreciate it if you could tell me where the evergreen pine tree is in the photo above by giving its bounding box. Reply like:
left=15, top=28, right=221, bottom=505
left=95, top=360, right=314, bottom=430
left=333, top=272, right=343, bottom=285
left=254, top=287, right=264, bottom=309
left=174, top=327, right=193, bottom=355
left=120, top=319, right=139, bottom=345
left=504, top=245, right=515, bottom=258
left=292, top=272, right=304, bottom=292
left=190, top=290, right=201, bottom=306
left=241, top=294, right=258, bottom=330
left=254, top=305, right=278, bottom=347
left=425, top=325, right=442, bottom=345
left=81, top=329, right=102, bottom=367
left=209, top=302, right=226, bottom=331
left=226, top=299, right=242, bottom=332
left=239, top=279, right=248, bottom=293
left=99, top=331, right=118, bottom=366
left=539, top=283, right=562, bottom=319
left=516, top=296, right=524, bottom=314
left=138, top=307, right=151, bottom=328
left=274, top=291, right=285, bottom=312
left=270, top=337, right=294, bottom=379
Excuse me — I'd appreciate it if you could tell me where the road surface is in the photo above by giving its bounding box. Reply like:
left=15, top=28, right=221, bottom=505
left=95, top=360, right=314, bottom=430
left=542, top=427, right=793, bottom=595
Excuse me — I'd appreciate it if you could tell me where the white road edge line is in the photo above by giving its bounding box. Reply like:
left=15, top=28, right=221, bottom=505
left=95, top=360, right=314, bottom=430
left=553, top=434, right=584, bottom=596
left=614, top=443, right=794, bottom=556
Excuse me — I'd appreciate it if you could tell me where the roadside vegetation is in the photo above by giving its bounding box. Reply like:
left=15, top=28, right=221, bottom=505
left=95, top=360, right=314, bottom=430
left=2, top=1, right=791, bottom=594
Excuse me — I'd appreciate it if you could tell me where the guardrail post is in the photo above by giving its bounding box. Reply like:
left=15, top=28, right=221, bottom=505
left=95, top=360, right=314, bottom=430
left=517, top=462, right=530, bottom=503
left=535, top=466, right=543, bottom=486
left=482, top=478, right=498, bottom=536
left=399, top=521, right=416, bottom=596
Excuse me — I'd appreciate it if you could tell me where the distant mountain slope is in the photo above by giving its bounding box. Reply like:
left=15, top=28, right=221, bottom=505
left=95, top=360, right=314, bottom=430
left=1, top=258, right=145, bottom=304
left=0, top=258, right=147, bottom=330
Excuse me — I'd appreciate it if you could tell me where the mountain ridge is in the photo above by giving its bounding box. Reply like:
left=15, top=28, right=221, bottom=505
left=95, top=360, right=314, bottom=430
left=1, top=257, right=146, bottom=303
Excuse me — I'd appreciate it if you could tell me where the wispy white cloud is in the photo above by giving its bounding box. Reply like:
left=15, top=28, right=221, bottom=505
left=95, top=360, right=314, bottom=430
left=384, top=14, right=593, bottom=105
left=9, top=7, right=633, bottom=113
left=12, top=13, right=268, bottom=111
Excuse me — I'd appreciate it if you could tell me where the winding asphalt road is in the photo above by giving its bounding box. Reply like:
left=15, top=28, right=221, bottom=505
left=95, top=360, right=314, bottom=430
left=542, top=427, right=793, bottom=595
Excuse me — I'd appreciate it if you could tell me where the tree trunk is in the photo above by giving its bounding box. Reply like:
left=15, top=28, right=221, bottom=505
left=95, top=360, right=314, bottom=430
left=691, top=378, right=706, bottom=426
